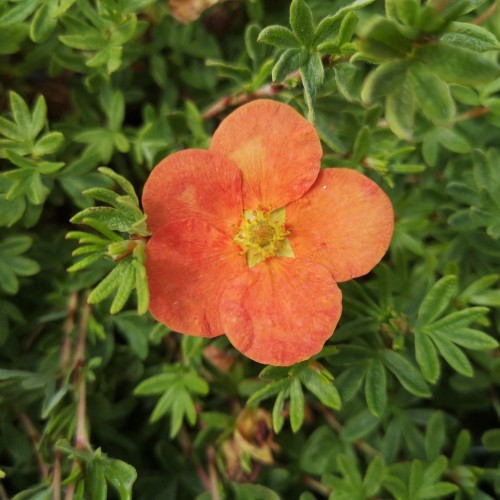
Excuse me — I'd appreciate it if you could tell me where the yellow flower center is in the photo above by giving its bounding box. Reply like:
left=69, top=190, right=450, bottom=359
left=233, top=207, right=295, bottom=268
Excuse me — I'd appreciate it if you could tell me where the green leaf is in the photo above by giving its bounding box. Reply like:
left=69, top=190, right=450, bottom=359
left=67, top=253, right=102, bottom=272
left=272, top=48, right=307, bottom=82
left=0, top=263, right=19, bottom=294
left=134, top=372, right=177, bottom=396
left=481, top=429, right=500, bottom=452
left=233, top=483, right=280, bottom=500
left=432, top=337, right=473, bottom=377
left=83, top=188, right=119, bottom=206
left=299, top=364, right=341, bottom=410
left=300, top=52, right=324, bottom=122
left=394, top=0, right=419, bottom=26
left=245, top=24, right=264, bottom=63
left=434, top=127, right=470, bottom=153
left=10, top=256, right=40, bottom=276
left=33, top=132, right=64, bottom=156
left=30, top=2, right=57, bottom=44
left=415, top=44, right=500, bottom=85
left=314, top=0, right=375, bottom=45
left=361, top=60, right=407, bottom=103
left=441, top=22, right=500, bottom=53
left=437, top=328, right=498, bottom=350
left=358, top=16, right=413, bottom=55
left=365, top=358, right=387, bottom=417
left=408, top=63, right=455, bottom=125
left=272, top=389, right=287, bottom=433
left=337, top=453, right=363, bottom=485
left=353, top=125, right=371, bottom=163
left=9, top=91, right=32, bottom=133
left=133, top=260, right=149, bottom=315
left=150, top=385, right=176, bottom=422
left=102, top=458, right=137, bottom=500
left=247, top=378, right=289, bottom=406
left=415, top=331, right=440, bottom=384
left=363, top=456, right=385, bottom=496
left=113, top=314, right=149, bottom=360
left=59, top=33, right=104, bottom=51
left=429, top=306, right=489, bottom=332
left=408, top=459, right=424, bottom=498
left=0, top=24, right=27, bottom=55
left=334, top=62, right=364, bottom=102
left=110, top=262, right=135, bottom=314
left=38, top=161, right=65, bottom=174
left=290, top=0, right=315, bottom=47
left=425, top=412, right=445, bottom=461
left=0, top=1, right=38, bottom=27
left=386, top=80, right=415, bottom=141
left=382, top=350, right=431, bottom=398
left=87, top=261, right=128, bottom=304
left=31, top=95, right=47, bottom=139
left=341, top=409, right=380, bottom=441
left=417, top=275, right=457, bottom=326
left=85, top=460, right=107, bottom=500
left=337, top=11, right=358, bottom=47
left=0, top=116, right=22, bottom=142
left=106, top=92, right=126, bottom=132
left=336, top=363, right=367, bottom=401
left=71, top=206, right=136, bottom=232
left=418, top=482, right=458, bottom=499
left=258, top=26, right=300, bottom=48
left=0, top=235, right=33, bottom=255
left=98, top=168, right=139, bottom=206
left=450, top=429, right=471, bottom=466
left=289, top=377, right=305, bottom=433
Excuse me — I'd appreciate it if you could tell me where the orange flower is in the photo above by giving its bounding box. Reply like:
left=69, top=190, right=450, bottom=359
left=142, top=100, right=394, bottom=366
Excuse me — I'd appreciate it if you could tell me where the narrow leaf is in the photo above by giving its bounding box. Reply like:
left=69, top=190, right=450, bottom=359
left=290, top=0, right=315, bottom=47
left=365, top=359, right=387, bottom=417
left=110, top=262, right=135, bottom=314
left=415, top=44, right=500, bottom=85
left=258, top=26, right=300, bottom=48
left=272, top=48, right=307, bottom=82
left=382, top=350, right=431, bottom=398
left=425, top=411, right=445, bottom=461
left=408, top=63, right=455, bottom=125
left=289, top=377, right=305, bottom=433
left=415, top=331, right=440, bottom=384
left=417, top=275, right=457, bottom=326
left=432, top=337, right=473, bottom=377
left=386, top=80, right=415, bottom=141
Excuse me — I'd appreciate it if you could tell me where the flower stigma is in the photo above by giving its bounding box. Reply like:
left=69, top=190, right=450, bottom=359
left=233, top=207, right=295, bottom=268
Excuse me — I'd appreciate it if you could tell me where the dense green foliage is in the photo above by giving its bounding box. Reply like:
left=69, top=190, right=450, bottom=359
left=1, top=0, right=500, bottom=498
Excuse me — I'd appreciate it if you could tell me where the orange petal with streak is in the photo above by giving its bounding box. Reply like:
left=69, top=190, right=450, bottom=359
left=210, top=100, right=322, bottom=210
left=286, top=168, right=394, bottom=282
left=146, top=218, right=246, bottom=337
left=220, top=258, right=342, bottom=366
left=142, top=149, right=243, bottom=236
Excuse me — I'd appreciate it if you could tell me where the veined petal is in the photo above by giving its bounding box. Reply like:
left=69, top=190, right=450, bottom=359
left=146, top=218, right=246, bottom=337
left=210, top=99, right=322, bottom=210
left=220, top=258, right=342, bottom=366
left=286, top=168, right=394, bottom=282
left=142, top=149, right=243, bottom=236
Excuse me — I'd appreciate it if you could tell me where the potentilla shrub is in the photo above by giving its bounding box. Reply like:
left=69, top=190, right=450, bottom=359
left=0, top=0, right=499, bottom=499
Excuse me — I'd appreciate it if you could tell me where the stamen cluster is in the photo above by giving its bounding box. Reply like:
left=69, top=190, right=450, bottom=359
left=233, top=207, right=294, bottom=268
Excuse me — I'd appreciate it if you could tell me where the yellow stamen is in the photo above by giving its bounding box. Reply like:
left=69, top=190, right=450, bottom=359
left=233, top=207, right=295, bottom=268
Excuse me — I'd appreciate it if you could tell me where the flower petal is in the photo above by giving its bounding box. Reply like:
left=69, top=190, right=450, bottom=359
left=286, top=168, right=394, bottom=282
left=146, top=218, right=246, bottom=337
left=142, top=149, right=243, bottom=236
left=210, top=99, right=322, bottom=210
left=220, top=258, right=342, bottom=366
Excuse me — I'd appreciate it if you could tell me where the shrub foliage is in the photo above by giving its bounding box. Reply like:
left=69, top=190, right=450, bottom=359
left=0, top=0, right=500, bottom=498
